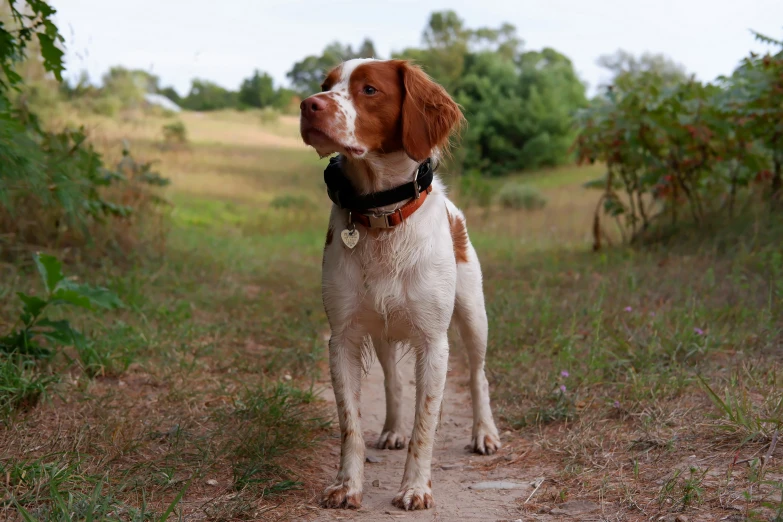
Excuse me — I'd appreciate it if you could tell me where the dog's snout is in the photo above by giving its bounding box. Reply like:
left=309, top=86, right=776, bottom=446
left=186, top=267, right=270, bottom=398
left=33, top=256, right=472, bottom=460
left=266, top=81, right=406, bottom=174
left=301, top=95, right=327, bottom=117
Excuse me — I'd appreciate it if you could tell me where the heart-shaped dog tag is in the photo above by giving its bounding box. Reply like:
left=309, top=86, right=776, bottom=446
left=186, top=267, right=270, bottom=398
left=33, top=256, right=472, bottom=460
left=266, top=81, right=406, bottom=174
left=341, top=228, right=359, bottom=249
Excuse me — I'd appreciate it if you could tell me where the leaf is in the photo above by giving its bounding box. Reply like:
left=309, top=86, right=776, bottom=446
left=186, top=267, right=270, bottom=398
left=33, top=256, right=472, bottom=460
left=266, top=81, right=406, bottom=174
left=17, top=292, right=47, bottom=322
left=36, top=33, right=65, bottom=82
left=34, top=253, right=65, bottom=295
left=157, top=473, right=195, bottom=522
left=12, top=499, right=36, bottom=522
left=36, top=318, right=86, bottom=349
left=55, top=281, right=124, bottom=310
left=50, top=288, right=93, bottom=309
left=0, top=329, right=51, bottom=358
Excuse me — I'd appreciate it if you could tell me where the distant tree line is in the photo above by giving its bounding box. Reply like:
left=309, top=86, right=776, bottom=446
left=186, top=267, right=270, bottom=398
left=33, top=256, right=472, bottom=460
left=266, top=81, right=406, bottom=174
left=54, top=8, right=774, bottom=184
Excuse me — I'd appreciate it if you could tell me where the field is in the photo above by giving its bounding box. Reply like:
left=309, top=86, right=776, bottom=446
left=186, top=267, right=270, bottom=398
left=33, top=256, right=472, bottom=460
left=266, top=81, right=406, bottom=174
left=1, top=108, right=782, bottom=521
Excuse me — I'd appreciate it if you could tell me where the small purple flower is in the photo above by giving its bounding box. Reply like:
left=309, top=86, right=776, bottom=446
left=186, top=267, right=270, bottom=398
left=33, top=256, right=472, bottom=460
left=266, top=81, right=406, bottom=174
left=649, top=312, right=656, bottom=317
left=559, top=384, right=567, bottom=393
left=613, top=400, right=621, bottom=408
left=624, top=306, right=633, bottom=312
left=694, top=327, right=705, bottom=336
left=560, top=370, right=570, bottom=378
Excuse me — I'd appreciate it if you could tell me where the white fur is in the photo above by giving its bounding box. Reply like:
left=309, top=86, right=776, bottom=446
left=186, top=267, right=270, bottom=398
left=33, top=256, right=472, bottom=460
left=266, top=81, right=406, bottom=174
left=310, top=58, right=376, bottom=159
left=320, top=174, right=501, bottom=512
left=312, top=58, right=501, bottom=512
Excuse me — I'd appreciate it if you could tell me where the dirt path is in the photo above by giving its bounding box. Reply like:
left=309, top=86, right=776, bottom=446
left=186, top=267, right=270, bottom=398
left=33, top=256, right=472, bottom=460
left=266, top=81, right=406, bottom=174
left=309, top=350, right=550, bottom=522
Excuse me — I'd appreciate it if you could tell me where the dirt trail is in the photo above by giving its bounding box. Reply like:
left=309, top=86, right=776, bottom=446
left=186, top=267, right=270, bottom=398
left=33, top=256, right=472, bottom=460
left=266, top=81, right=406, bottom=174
left=310, top=350, right=546, bottom=522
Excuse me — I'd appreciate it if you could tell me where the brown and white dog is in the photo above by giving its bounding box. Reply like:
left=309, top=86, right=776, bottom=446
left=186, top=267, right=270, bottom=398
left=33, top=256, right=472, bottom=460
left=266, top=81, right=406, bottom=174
left=299, top=58, right=501, bottom=511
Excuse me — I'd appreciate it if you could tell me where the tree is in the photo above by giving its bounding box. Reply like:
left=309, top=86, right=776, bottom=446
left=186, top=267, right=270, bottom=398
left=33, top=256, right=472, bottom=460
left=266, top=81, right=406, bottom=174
left=100, top=67, right=160, bottom=106
left=396, top=10, right=469, bottom=92
left=287, top=38, right=378, bottom=96
left=356, top=38, right=377, bottom=59
left=238, top=69, right=276, bottom=108
left=455, top=49, right=587, bottom=175
left=180, top=79, right=237, bottom=111
left=395, top=11, right=584, bottom=175
left=396, top=11, right=524, bottom=92
left=597, top=50, right=688, bottom=90
left=157, top=86, right=181, bottom=105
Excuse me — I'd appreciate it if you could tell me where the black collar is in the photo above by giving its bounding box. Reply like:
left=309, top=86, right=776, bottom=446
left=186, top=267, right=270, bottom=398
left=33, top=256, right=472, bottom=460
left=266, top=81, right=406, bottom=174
left=323, top=156, right=434, bottom=212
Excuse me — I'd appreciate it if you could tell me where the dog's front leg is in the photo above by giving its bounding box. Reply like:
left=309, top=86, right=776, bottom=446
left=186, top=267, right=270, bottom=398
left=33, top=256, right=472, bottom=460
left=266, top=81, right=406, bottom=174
left=321, top=329, right=365, bottom=509
left=392, top=334, right=449, bottom=511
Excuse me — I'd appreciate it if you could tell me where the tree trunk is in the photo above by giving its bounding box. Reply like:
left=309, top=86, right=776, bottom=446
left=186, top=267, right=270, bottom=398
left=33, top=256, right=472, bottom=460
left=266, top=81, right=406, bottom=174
left=772, top=157, right=782, bottom=209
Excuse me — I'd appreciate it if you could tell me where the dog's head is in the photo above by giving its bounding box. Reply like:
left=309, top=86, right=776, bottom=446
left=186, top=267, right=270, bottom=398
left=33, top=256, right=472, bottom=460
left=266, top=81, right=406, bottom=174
left=299, top=59, right=463, bottom=162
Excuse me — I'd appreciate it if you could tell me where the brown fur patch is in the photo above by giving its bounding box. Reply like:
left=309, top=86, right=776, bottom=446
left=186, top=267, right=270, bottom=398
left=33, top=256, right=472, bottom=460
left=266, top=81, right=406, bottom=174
left=348, top=60, right=463, bottom=162
left=428, top=479, right=432, bottom=488
left=321, top=66, right=342, bottom=92
left=447, top=211, right=469, bottom=263
left=350, top=61, right=406, bottom=158
left=398, top=61, right=465, bottom=162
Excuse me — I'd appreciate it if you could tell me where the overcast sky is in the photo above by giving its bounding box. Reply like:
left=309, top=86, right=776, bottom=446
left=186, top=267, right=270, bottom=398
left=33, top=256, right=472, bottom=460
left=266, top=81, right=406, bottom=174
left=51, top=0, right=783, bottom=96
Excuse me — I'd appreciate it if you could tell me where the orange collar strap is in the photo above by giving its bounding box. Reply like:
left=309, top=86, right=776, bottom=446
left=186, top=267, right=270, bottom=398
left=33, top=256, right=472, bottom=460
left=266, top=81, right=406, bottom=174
left=351, top=185, right=433, bottom=229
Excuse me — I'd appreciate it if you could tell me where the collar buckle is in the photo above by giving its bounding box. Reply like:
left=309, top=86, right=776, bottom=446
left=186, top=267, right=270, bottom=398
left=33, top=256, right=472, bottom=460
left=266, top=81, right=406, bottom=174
left=367, top=213, right=392, bottom=229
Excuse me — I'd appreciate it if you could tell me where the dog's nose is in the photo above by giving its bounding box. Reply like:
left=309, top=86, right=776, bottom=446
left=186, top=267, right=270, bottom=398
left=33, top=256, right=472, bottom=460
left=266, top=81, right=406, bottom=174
left=301, top=95, right=327, bottom=116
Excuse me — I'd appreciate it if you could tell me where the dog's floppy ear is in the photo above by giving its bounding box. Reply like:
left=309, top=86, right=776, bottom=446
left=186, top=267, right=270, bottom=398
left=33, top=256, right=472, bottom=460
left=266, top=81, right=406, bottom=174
left=399, top=61, right=464, bottom=162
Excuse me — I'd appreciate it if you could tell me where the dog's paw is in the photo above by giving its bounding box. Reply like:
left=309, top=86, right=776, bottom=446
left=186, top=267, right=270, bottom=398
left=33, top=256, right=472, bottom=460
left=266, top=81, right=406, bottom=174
left=392, top=483, right=434, bottom=511
left=321, top=482, right=362, bottom=509
left=377, top=429, right=407, bottom=450
left=471, top=425, right=501, bottom=455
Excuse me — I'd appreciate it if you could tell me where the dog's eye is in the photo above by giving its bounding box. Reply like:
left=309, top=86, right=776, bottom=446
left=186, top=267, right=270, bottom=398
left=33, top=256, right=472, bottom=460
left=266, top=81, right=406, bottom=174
left=363, top=86, right=377, bottom=95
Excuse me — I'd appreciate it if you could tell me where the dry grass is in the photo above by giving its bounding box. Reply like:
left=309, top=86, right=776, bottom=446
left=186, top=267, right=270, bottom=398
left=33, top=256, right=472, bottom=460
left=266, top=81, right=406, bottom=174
left=2, top=105, right=782, bottom=521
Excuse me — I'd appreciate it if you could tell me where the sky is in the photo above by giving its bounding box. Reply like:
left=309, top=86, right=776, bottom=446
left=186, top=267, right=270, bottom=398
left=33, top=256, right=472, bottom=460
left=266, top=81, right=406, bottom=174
left=51, top=0, right=783, bottom=97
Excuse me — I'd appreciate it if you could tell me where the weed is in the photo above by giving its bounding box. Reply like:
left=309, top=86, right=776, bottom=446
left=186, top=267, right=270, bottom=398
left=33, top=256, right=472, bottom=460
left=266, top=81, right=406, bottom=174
left=221, top=383, right=329, bottom=494
left=495, top=182, right=547, bottom=210
left=699, top=374, right=783, bottom=444
left=161, top=120, right=187, bottom=147
left=259, top=107, right=280, bottom=125
left=0, top=253, right=122, bottom=414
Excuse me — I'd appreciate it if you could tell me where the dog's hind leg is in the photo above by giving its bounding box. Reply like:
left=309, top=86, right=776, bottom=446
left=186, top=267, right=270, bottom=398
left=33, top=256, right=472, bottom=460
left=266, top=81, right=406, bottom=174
left=373, top=337, right=407, bottom=449
left=453, top=246, right=501, bottom=455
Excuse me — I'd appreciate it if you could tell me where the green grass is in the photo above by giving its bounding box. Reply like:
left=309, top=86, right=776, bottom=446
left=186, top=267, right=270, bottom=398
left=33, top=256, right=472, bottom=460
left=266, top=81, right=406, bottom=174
left=2, top=108, right=782, bottom=520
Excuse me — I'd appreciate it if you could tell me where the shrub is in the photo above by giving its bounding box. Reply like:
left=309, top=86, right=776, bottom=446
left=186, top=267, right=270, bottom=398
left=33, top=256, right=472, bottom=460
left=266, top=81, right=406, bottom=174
left=269, top=194, right=311, bottom=209
left=575, top=30, right=783, bottom=248
left=259, top=107, right=280, bottom=125
left=0, top=253, right=122, bottom=414
left=456, top=170, right=495, bottom=209
left=0, top=112, right=170, bottom=256
left=495, top=182, right=547, bottom=210
left=162, top=120, right=188, bottom=146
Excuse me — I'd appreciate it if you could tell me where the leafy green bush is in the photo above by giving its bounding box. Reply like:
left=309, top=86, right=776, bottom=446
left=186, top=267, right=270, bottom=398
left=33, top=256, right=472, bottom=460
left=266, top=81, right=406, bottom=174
left=162, top=120, right=188, bottom=145
left=80, top=95, right=122, bottom=117
left=455, top=170, right=495, bottom=208
left=495, top=182, right=547, bottom=210
left=1, top=1, right=169, bottom=257
left=575, top=30, right=783, bottom=248
left=259, top=107, right=280, bottom=125
left=0, top=116, right=170, bottom=253
left=0, top=253, right=122, bottom=414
